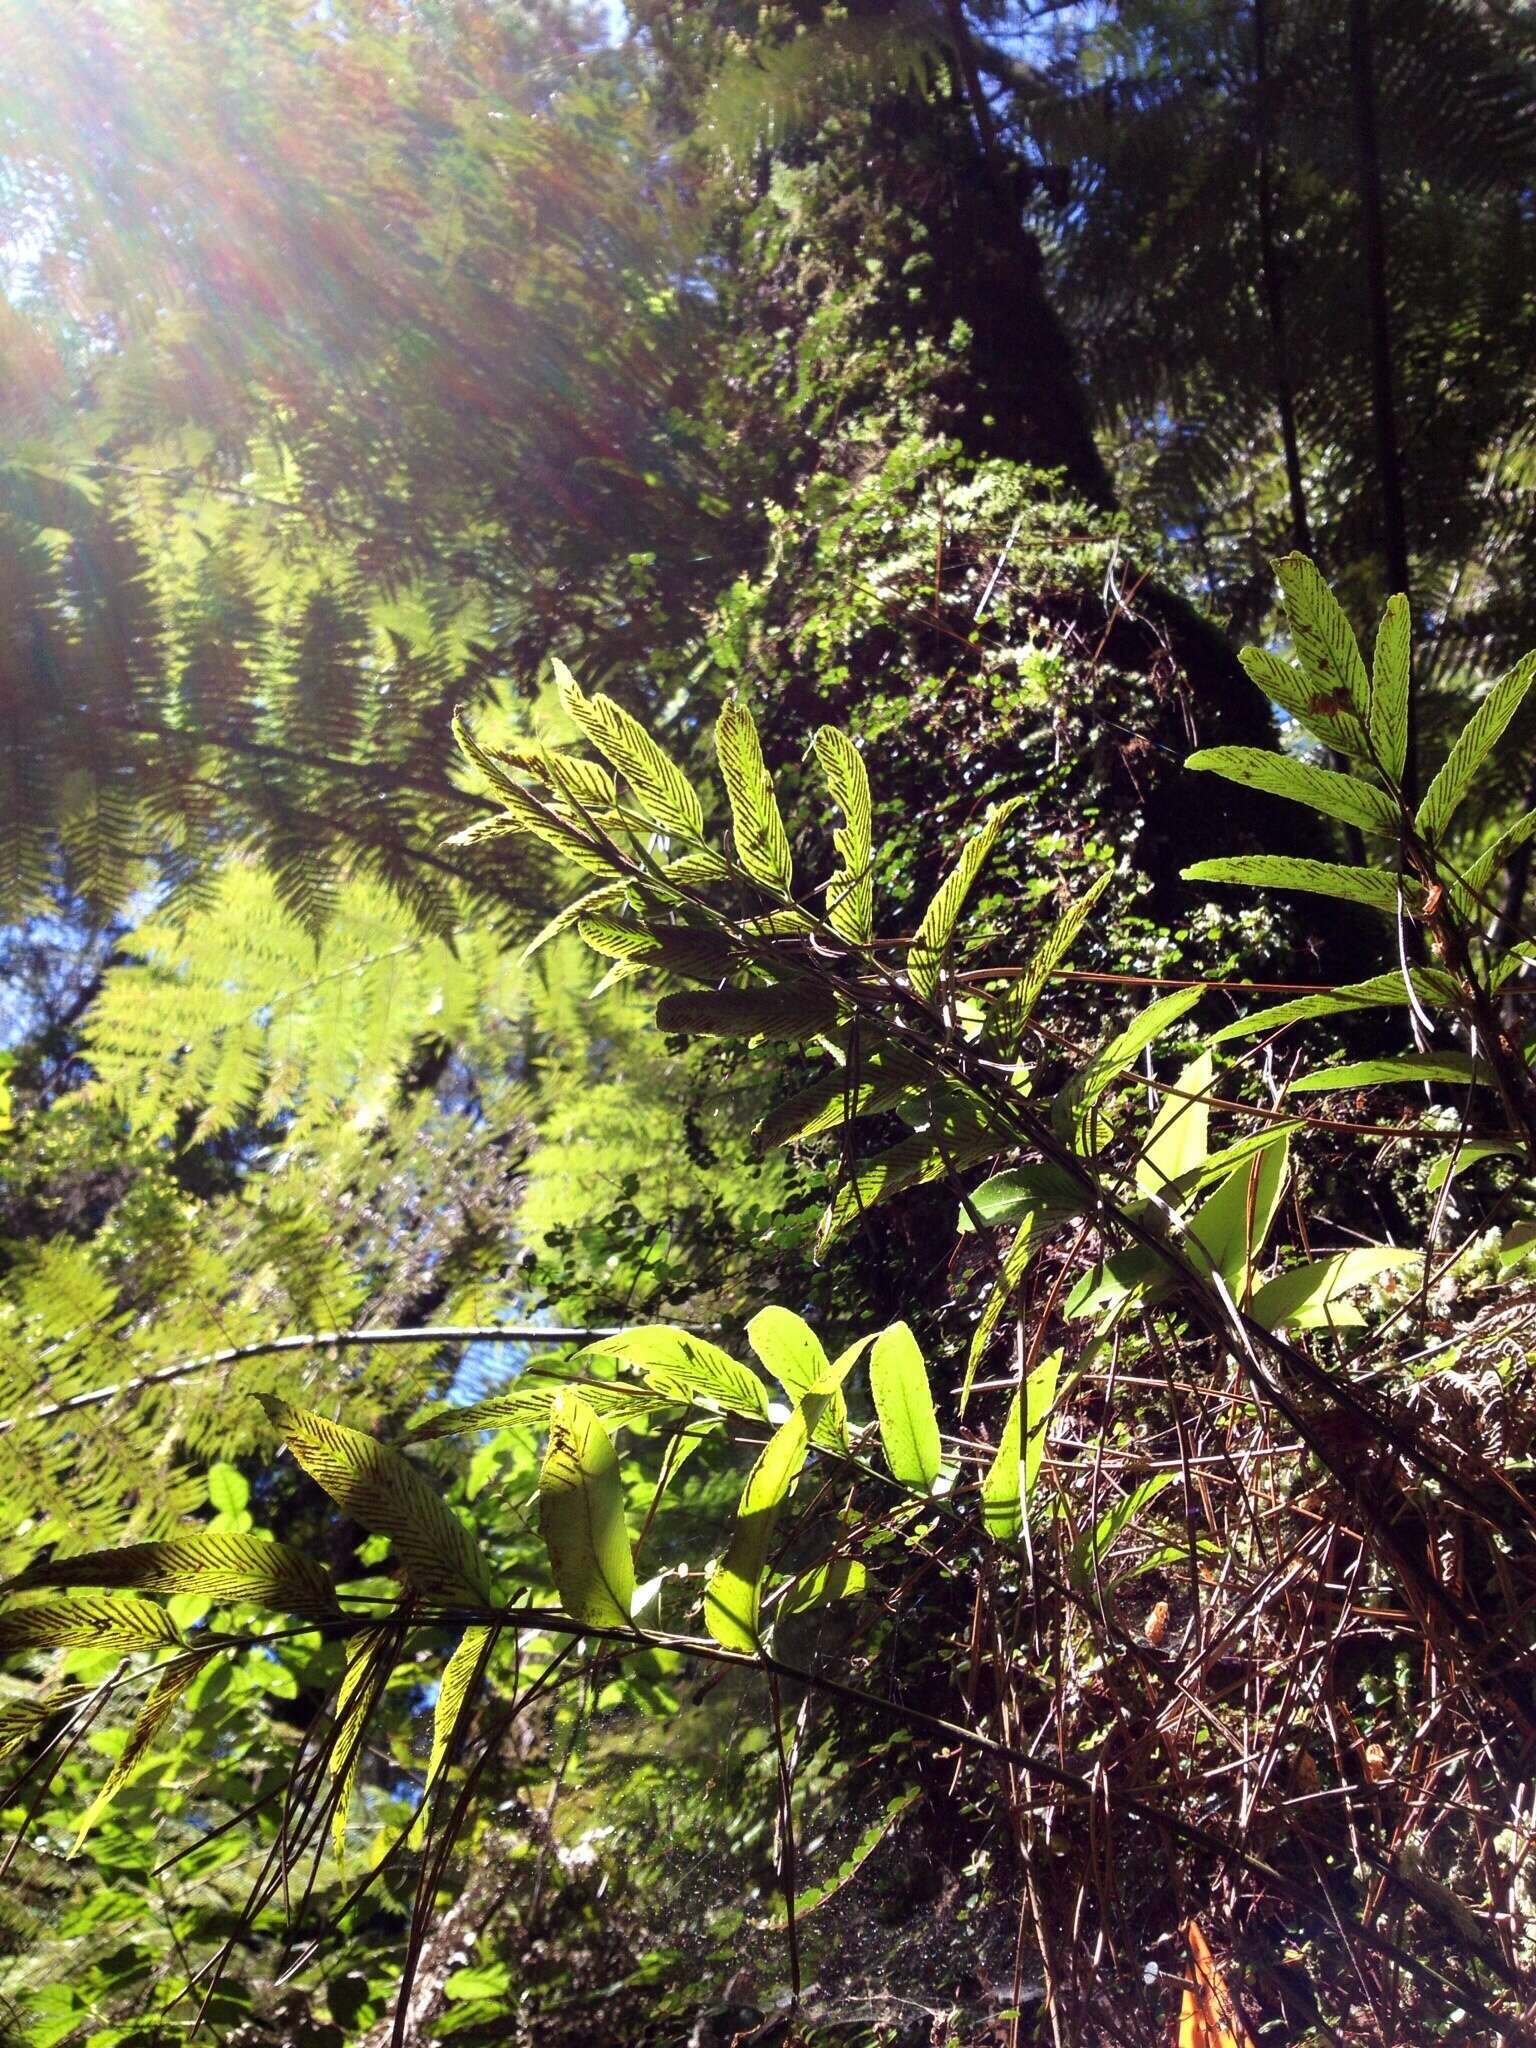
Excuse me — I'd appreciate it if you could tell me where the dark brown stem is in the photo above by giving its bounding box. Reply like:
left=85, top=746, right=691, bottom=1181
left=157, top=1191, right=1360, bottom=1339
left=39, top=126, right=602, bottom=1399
left=1254, top=0, right=1312, bottom=557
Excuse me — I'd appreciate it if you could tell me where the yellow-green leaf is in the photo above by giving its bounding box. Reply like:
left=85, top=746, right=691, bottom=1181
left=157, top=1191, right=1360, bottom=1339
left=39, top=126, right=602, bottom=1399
left=428, top=1625, right=497, bottom=1789
left=1370, top=593, right=1411, bottom=783
left=538, top=1391, right=635, bottom=1629
left=705, top=1395, right=825, bottom=1654
left=8, top=1536, right=338, bottom=1619
left=867, top=1322, right=941, bottom=1488
left=553, top=659, right=703, bottom=840
left=1416, top=651, right=1536, bottom=845
left=813, top=727, right=873, bottom=946
left=73, top=1650, right=213, bottom=1853
left=259, top=1398, right=493, bottom=1606
left=716, top=697, right=793, bottom=895
left=0, top=1595, right=181, bottom=1658
left=577, top=1326, right=769, bottom=1419
left=908, top=798, right=1024, bottom=1001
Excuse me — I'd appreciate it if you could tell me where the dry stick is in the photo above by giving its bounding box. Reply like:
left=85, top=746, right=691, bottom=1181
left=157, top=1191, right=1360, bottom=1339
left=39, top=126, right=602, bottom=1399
left=766, top=1673, right=802, bottom=2006
left=5, top=1323, right=631, bottom=1433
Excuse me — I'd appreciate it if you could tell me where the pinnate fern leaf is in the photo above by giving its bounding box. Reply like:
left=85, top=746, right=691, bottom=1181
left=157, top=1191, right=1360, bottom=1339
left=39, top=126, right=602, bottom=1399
left=716, top=698, right=793, bottom=895
left=7, top=1536, right=338, bottom=1618
left=908, top=798, right=1024, bottom=1001
left=0, top=1595, right=181, bottom=1657
left=260, top=1398, right=493, bottom=1606
left=553, top=659, right=703, bottom=840
left=813, top=728, right=873, bottom=945
left=1416, top=651, right=1536, bottom=844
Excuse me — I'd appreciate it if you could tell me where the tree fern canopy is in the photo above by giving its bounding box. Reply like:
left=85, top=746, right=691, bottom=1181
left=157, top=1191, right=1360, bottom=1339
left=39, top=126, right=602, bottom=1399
left=8, top=1, right=1536, bottom=2043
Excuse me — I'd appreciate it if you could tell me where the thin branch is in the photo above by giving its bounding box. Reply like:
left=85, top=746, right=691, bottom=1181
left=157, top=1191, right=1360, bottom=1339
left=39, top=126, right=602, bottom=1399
left=4, top=1324, right=631, bottom=1434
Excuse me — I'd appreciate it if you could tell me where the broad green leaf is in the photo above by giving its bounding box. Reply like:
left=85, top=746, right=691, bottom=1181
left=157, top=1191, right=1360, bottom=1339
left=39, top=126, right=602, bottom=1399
left=716, top=698, right=793, bottom=895
left=1288, top=1052, right=1490, bottom=1093
left=525, top=880, right=629, bottom=962
left=908, top=797, right=1025, bottom=1001
left=1066, top=1243, right=1169, bottom=1321
left=980, top=1392, right=1023, bottom=1540
left=705, top=1395, right=826, bottom=1653
left=8, top=1536, right=339, bottom=1618
left=1417, top=651, right=1536, bottom=844
left=962, top=1215, right=1040, bottom=1413
left=1186, top=747, right=1397, bottom=832
left=0, top=1595, right=181, bottom=1657
left=578, top=1327, right=769, bottom=1419
left=746, top=1307, right=846, bottom=1450
left=746, top=1306, right=829, bottom=1403
left=426, top=1625, right=495, bottom=1790
left=756, top=1053, right=927, bottom=1148
left=771, top=1787, right=919, bottom=1926
left=813, top=727, right=873, bottom=945
left=454, top=716, right=616, bottom=813
left=1053, top=986, right=1203, bottom=1153
left=329, top=1625, right=394, bottom=1861
left=990, top=867, right=1113, bottom=1042
left=491, top=738, right=618, bottom=816
left=539, top=1392, right=635, bottom=1629
left=576, top=915, right=732, bottom=982
left=818, top=1126, right=994, bottom=1252
left=1464, top=807, right=1536, bottom=897
left=412, top=1378, right=673, bottom=1441
left=774, top=1556, right=867, bottom=1621
left=1370, top=593, right=1411, bottom=782
left=0, top=1692, right=85, bottom=1764
left=73, top=1650, right=213, bottom=1853
left=1182, top=1131, right=1290, bottom=1286
left=655, top=983, right=839, bottom=1042
left=867, top=1322, right=941, bottom=1489
left=1182, top=856, right=1415, bottom=916
left=1069, top=1472, right=1175, bottom=1589
left=1022, top=1348, right=1062, bottom=1499
left=447, top=777, right=620, bottom=880
left=259, top=1398, right=493, bottom=1606
left=1209, top=969, right=1456, bottom=1043
left=1238, top=644, right=1369, bottom=760
left=206, top=1463, right=250, bottom=1518
left=1425, top=1136, right=1522, bottom=1192
left=960, top=1162, right=1083, bottom=1232
left=1249, top=1248, right=1416, bottom=1330
left=553, top=659, right=704, bottom=841
left=1137, top=1051, right=1212, bottom=1196
left=1272, top=553, right=1371, bottom=721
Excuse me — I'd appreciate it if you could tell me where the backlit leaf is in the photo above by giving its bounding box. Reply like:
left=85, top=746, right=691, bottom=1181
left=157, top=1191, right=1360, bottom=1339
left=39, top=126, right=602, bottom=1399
left=73, top=1650, right=213, bottom=1853
left=1370, top=593, right=1411, bottom=782
left=428, top=1625, right=496, bottom=1789
left=578, top=1327, right=769, bottom=1420
left=8, top=1536, right=339, bottom=1619
left=716, top=697, right=793, bottom=895
left=813, top=727, right=873, bottom=945
left=1416, top=651, right=1536, bottom=844
left=1186, top=748, right=1396, bottom=832
left=1249, top=1248, right=1416, bottom=1330
left=1288, top=1052, right=1489, bottom=1093
left=0, top=1595, right=181, bottom=1657
left=1272, top=553, right=1371, bottom=723
left=260, top=1398, right=493, bottom=1606
left=539, top=1391, right=635, bottom=1629
left=908, top=797, right=1024, bottom=1000
left=1182, top=856, right=1414, bottom=915
left=554, top=659, right=703, bottom=840
left=706, top=1395, right=826, bottom=1653
left=867, top=1321, right=941, bottom=1488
